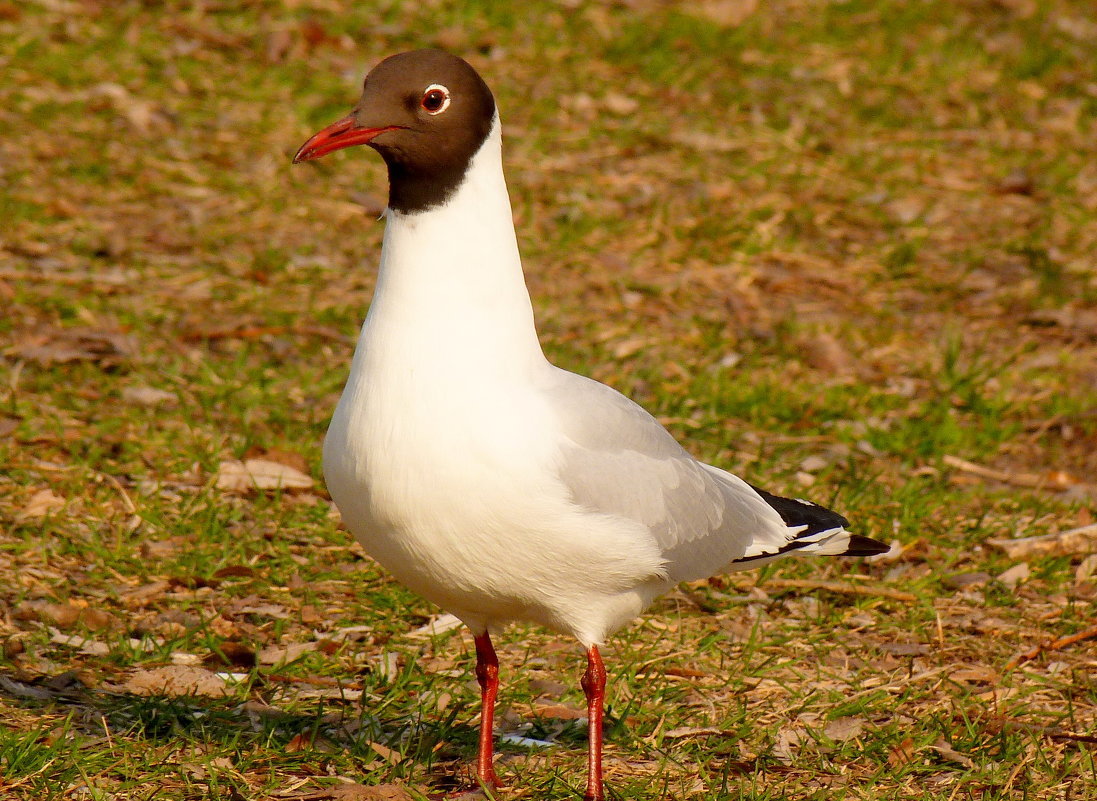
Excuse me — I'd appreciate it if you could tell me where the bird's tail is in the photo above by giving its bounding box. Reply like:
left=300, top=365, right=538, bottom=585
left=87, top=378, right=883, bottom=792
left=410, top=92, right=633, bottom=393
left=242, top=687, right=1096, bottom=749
left=729, top=485, right=890, bottom=566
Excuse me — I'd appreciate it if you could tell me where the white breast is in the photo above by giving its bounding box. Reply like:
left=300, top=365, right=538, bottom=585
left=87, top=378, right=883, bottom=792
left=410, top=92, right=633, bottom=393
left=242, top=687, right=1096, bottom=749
left=322, top=119, right=665, bottom=643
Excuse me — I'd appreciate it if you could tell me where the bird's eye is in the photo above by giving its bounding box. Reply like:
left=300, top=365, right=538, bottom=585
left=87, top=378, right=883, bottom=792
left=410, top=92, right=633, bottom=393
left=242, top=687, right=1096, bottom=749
left=421, top=84, right=451, bottom=115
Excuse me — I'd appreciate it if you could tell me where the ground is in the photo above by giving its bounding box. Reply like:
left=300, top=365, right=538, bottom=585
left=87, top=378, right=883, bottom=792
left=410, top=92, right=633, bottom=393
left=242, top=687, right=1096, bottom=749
left=1, top=1, right=1096, bottom=799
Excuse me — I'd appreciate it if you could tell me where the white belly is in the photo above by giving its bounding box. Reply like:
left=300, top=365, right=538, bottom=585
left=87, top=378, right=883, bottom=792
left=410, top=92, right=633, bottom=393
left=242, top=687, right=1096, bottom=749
left=321, top=351, right=665, bottom=642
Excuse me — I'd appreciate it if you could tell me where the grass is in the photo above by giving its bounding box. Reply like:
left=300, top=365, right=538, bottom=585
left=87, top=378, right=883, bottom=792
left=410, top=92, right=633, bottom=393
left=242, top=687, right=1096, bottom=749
left=2, top=0, right=1097, bottom=798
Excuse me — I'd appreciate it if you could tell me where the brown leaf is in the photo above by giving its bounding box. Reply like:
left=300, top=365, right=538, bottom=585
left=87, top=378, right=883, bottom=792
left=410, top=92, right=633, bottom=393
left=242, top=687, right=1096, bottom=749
left=204, top=641, right=257, bottom=668
left=664, top=666, right=708, bottom=679
left=122, top=385, right=178, bottom=407
left=16, top=600, right=117, bottom=631
left=216, top=459, right=314, bottom=493
left=532, top=703, right=586, bottom=721
left=49, top=628, right=110, bottom=656
left=119, top=580, right=172, bottom=607
left=10, top=325, right=137, bottom=366
left=242, top=447, right=310, bottom=474
left=0, top=414, right=19, bottom=438
left=121, top=665, right=235, bottom=697
left=285, top=785, right=419, bottom=801
left=258, top=641, right=319, bottom=666
left=798, top=332, right=855, bottom=376
left=15, top=488, right=65, bottom=521
left=930, top=738, right=975, bottom=768
left=995, top=169, right=1035, bottom=196
left=662, top=726, right=725, bottom=739
left=823, top=717, right=866, bottom=742
left=213, top=565, right=257, bottom=580
left=888, top=737, right=917, bottom=768
left=772, top=726, right=807, bottom=763
left=942, top=572, right=992, bottom=590
left=996, top=562, right=1030, bottom=589
left=365, top=745, right=401, bottom=767
left=950, top=666, right=999, bottom=684
left=285, top=732, right=315, bottom=753
left=686, top=0, right=758, bottom=27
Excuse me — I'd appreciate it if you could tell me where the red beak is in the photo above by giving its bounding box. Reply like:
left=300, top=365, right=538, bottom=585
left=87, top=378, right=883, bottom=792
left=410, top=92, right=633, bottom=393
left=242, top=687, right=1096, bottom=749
left=292, top=115, right=400, bottom=163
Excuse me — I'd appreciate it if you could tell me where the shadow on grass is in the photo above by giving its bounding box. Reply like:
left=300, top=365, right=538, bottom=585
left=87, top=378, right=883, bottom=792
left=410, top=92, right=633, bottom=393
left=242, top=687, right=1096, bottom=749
left=0, top=667, right=480, bottom=797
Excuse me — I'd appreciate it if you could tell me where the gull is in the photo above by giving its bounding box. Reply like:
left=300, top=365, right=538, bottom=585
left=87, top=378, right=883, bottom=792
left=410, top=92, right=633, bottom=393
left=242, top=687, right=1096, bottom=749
left=293, top=49, right=887, bottom=801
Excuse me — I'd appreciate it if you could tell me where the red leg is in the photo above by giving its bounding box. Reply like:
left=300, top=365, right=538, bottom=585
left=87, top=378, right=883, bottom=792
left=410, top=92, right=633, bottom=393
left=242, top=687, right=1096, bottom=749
left=473, top=631, right=502, bottom=789
left=580, top=645, right=607, bottom=801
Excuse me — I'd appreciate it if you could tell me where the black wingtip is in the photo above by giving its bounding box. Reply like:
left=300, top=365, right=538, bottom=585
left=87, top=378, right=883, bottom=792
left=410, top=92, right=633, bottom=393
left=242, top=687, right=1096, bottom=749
left=843, top=534, right=891, bottom=557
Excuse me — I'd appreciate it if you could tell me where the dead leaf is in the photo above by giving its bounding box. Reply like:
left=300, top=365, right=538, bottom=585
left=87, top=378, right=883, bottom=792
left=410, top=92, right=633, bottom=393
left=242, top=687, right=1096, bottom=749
left=603, top=92, right=639, bottom=116
left=367, top=741, right=401, bottom=763
left=285, top=732, right=316, bottom=753
left=235, top=601, right=290, bottom=618
left=942, top=572, right=992, bottom=590
left=0, top=675, right=55, bottom=700
left=772, top=726, right=807, bottom=762
left=888, top=737, right=917, bottom=768
left=89, top=82, right=172, bottom=134
left=204, top=641, right=257, bottom=668
left=121, top=665, right=235, bottom=697
left=662, top=726, right=725, bottom=739
left=663, top=666, right=708, bottom=678
left=995, top=169, right=1035, bottom=196
left=533, top=704, right=586, bottom=721
left=280, top=785, right=418, bottom=801
left=122, top=385, right=178, bottom=406
left=996, top=562, right=1030, bottom=589
left=216, top=459, right=314, bottom=493
left=876, top=642, right=929, bottom=656
left=243, top=447, right=310, bottom=474
left=16, top=600, right=117, bottom=631
left=950, top=666, right=999, bottom=684
left=1076, top=554, right=1097, bottom=584
left=0, top=414, right=19, bottom=437
left=406, top=613, right=464, bottom=638
left=15, top=488, right=65, bottom=521
left=887, top=196, right=925, bottom=224
left=258, top=641, right=319, bottom=666
left=49, top=628, right=110, bottom=656
left=824, top=717, right=865, bottom=742
left=930, top=738, right=976, bottom=768
left=10, top=325, right=137, bottom=366
left=799, top=332, right=855, bottom=376
left=120, top=580, right=173, bottom=606
left=213, top=564, right=257, bottom=580
left=686, top=0, right=758, bottom=27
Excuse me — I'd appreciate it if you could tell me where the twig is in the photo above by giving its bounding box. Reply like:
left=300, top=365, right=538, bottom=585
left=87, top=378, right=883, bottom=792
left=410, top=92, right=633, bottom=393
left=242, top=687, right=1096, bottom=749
left=734, top=578, right=916, bottom=603
left=181, top=324, right=353, bottom=344
left=988, top=523, right=1097, bottom=559
left=943, top=454, right=1078, bottom=491
left=0, top=268, right=134, bottom=286
left=263, top=672, right=363, bottom=691
left=1005, top=624, right=1097, bottom=670
left=98, top=470, right=137, bottom=515
left=989, top=716, right=1097, bottom=745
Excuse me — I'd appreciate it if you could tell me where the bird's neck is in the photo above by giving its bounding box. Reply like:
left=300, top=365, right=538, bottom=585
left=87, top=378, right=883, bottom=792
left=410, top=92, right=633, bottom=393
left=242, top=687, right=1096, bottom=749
left=362, top=118, right=546, bottom=376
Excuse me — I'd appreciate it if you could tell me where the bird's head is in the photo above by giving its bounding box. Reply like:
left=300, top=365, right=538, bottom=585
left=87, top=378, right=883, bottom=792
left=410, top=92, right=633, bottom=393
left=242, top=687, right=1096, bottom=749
left=293, top=49, right=496, bottom=213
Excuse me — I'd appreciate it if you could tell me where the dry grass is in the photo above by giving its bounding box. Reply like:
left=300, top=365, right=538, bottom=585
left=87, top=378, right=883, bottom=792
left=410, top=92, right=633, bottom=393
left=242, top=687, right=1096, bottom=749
left=2, top=0, right=1096, bottom=799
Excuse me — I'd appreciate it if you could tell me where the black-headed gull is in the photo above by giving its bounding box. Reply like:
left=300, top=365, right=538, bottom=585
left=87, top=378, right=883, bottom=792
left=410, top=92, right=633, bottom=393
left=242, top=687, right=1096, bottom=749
left=294, top=49, right=887, bottom=801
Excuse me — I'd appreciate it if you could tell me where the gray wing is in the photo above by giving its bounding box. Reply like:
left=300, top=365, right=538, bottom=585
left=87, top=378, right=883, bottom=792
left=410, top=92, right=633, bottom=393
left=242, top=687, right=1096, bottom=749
left=543, top=367, right=791, bottom=583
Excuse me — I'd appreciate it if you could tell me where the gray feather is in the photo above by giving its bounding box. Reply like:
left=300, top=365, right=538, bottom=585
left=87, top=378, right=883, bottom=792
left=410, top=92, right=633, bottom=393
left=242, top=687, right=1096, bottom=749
left=543, top=368, right=790, bottom=582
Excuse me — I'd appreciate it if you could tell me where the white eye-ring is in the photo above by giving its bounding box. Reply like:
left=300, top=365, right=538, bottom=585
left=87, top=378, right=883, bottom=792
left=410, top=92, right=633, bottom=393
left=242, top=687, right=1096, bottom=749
left=421, top=84, right=451, bottom=115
